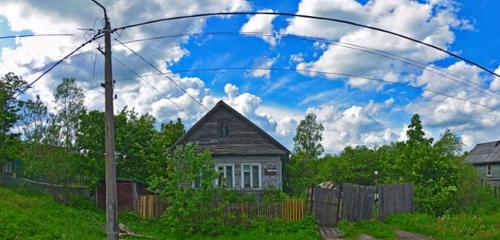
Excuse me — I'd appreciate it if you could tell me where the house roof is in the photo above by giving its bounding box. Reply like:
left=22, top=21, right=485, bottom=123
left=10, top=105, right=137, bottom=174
left=174, top=100, right=290, bottom=155
left=465, top=140, right=500, bottom=165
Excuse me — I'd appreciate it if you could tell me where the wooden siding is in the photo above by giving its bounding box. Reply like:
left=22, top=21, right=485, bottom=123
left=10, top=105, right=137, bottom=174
left=177, top=101, right=289, bottom=156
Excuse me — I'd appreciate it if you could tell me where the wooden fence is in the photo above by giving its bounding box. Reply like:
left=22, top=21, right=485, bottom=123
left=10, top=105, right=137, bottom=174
left=136, top=195, right=306, bottom=222
left=378, top=184, right=414, bottom=219
left=310, top=187, right=340, bottom=227
left=341, top=183, right=376, bottom=222
left=307, top=183, right=415, bottom=227
left=137, top=195, right=167, bottom=219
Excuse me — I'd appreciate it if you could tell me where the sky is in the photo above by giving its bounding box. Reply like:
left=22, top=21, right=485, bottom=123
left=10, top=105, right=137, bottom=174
left=0, top=0, right=499, bottom=153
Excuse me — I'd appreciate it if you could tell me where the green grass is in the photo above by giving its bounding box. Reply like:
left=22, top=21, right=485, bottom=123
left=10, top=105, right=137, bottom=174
left=0, top=186, right=320, bottom=240
left=338, top=212, right=500, bottom=240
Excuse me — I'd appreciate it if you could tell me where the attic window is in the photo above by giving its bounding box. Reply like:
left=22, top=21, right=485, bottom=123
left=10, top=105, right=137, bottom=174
left=218, top=121, right=231, bottom=138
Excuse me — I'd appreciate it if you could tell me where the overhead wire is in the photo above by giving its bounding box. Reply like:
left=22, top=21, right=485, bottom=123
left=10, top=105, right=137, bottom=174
left=26, top=31, right=497, bottom=102
left=111, top=11, right=500, bottom=79
left=116, top=31, right=500, bottom=101
left=14, top=32, right=104, bottom=98
left=111, top=55, right=192, bottom=116
left=113, top=37, right=209, bottom=110
left=115, top=66, right=500, bottom=112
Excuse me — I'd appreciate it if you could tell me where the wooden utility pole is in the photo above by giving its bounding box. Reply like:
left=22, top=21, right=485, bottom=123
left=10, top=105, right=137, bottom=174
left=91, top=1, right=118, bottom=239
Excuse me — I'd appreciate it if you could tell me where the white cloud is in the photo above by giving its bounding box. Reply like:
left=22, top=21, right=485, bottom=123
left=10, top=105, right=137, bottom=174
left=286, top=0, right=471, bottom=90
left=240, top=9, right=277, bottom=46
left=406, top=62, right=500, bottom=149
left=306, top=103, right=405, bottom=152
left=491, top=66, right=500, bottom=91
left=248, top=56, right=277, bottom=79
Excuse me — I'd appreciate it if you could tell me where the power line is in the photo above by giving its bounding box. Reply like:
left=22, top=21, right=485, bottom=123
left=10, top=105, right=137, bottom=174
left=15, top=32, right=103, bottom=98
left=112, top=55, right=192, bottom=116
left=112, top=11, right=500, bottom=79
left=116, top=66, right=500, bottom=112
left=117, top=31, right=500, bottom=100
left=0, top=33, right=75, bottom=40
left=113, top=37, right=208, bottom=110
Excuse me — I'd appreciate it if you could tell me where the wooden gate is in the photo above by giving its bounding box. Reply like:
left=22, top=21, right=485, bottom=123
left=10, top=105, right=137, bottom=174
left=378, top=183, right=414, bottom=219
left=310, top=187, right=340, bottom=227
left=340, top=183, right=376, bottom=222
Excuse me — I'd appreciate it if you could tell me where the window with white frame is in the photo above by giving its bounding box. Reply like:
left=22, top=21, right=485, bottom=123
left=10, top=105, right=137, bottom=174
left=215, top=164, right=235, bottom=188
left=3, top=161, right=13, bottom=173
left=241, top=163, right=261, bottom=189
left=487, top=164, right=492, bottom=177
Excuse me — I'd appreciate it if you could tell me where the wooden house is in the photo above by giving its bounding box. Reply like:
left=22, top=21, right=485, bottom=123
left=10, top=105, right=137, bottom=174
left=1, top=160, right=22, bottom=178
left=465, top=140, right=500, bottom=187
left=174, top=100, right=290, bottom=191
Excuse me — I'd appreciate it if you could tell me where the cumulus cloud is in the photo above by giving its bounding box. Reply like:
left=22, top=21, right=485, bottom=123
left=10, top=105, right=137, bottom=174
left=247, top=56, right=277, bottom=79
left=491, top=66, right=500, bottom=91
left=0, top=0, right=250, bottom=115
left=305, top=103, right=406, bottom=152
left=285, top=0, right=472, bottom=90
left=240, top=9, right=277, bottom=46
left=406, top=62, right=500, bottom=149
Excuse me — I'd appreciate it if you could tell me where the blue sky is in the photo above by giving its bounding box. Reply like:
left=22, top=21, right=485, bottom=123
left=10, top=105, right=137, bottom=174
left=0, top=0, right=499, bottom=152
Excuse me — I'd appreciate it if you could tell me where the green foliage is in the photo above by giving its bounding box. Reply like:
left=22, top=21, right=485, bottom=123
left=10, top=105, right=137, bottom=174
left=289, top=113, right=490, bottom=215
left=20, top=144, right=81, bottom=185
left=293, top=113, right=324, bottom=159
left=149, top=143, right=226, bottom=236
left=18, top=95, right=49, bottom=144
left=53, top=78, right=86, bottom=149
left=76, top=108, right=185, bottom=187
left=0, top=73, right=26, bottom=164
left=262, top=186, right=288, bottom=203
left=0, top=186, right=320, bottom=239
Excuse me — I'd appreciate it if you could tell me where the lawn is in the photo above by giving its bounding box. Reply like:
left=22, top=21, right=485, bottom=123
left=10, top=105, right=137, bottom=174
left=338, top=212, right=500, bottom=240
left=0, top=186, right=320, bottom=240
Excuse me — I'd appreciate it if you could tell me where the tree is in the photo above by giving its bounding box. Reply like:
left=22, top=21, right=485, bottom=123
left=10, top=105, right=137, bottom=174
left=0, top=73, right=26, bottom=164
left=19, top=95, right=49, bottom=143
left=293, top=113, right=324, bottom=160
left=148, top=143, right=226, bottom=236
left=406, top=114, right=431, bottom=145
left=53, top=78, right=85, bottom=148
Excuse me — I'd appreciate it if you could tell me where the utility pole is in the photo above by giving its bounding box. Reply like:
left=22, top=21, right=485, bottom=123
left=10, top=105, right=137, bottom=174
left=91, top=1, right=118, bottom=239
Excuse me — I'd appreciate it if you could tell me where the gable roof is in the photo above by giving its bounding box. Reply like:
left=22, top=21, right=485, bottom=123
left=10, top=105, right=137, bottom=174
left=174, top=100, right=290, bottom=155
left=465, top=140, right=500, bottom=165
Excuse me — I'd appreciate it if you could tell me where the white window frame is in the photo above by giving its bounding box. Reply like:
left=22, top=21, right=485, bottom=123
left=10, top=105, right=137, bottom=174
left=487, top=164, right=492, bottom=177
left=240, top=163, right=262, bottom=190
left=3, top=161, right=13, bottom=173
left=215, top=164, right=235, bottom=188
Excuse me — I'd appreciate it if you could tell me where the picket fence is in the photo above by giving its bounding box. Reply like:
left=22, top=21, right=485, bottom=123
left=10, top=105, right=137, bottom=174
left=136, top=195, right=306, bottom=222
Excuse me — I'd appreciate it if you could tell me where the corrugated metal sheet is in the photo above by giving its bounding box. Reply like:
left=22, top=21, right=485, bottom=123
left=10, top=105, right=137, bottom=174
left=465, top=140, right=500, bottom=164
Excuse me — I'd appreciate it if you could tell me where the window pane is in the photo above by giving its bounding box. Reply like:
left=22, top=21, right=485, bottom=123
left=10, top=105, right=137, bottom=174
left=252, top=165, right=259, bottom=188
left=243, top=165, right=250, bottom=172
left=226, top=166, right=233, bottom=187
left=244, top=171, right=251, bottom=188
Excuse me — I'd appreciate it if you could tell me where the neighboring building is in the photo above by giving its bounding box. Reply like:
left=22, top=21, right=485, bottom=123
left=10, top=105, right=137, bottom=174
left=1, top=160, right=22, bottom=178
left=96, top=179, right=152, bottom=211
left=174, top=100, right=290, bottom=192
left=465, top=140, right=500, bottom=187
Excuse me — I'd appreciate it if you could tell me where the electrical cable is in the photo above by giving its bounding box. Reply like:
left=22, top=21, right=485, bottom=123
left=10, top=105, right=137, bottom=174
left=112, top=55, right=192, bottom=116
left=112, top=11, right=500, bottom=79
left=116, top=66, right=500, bottom=112
left=113, top=37, right=208, bottom=110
